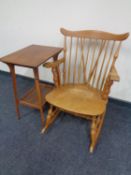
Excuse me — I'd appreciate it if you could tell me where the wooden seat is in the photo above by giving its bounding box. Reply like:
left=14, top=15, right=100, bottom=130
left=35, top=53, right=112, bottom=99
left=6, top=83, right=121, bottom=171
left=46, top=84, right=106, bottom=116
left=41, top=28, right=129, bottom=153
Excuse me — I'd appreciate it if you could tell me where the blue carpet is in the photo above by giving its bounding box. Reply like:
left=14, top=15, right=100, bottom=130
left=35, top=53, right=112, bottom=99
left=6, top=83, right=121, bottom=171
left=0, top=72, right=131, bottom=175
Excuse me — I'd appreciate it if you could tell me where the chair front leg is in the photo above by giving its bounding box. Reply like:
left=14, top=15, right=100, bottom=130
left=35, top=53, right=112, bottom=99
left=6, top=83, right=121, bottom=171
left=90, top=118, right=97, bottom=153
left=41, top=105, right=60, bottom=134
left=89, top=113, right=105, bottom=153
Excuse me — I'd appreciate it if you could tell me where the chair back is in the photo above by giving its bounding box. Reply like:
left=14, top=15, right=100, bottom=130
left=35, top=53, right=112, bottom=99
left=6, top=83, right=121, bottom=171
left=60, top=28, right=129, bottom=90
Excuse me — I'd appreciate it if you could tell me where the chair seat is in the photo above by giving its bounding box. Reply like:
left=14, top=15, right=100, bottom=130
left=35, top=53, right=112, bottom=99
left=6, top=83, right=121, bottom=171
left=46, top=84, right=106, bottom=116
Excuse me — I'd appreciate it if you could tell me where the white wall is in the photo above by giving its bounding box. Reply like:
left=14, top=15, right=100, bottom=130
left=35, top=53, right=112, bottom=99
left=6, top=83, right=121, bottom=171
left=0, top=0, right=131, bottom=101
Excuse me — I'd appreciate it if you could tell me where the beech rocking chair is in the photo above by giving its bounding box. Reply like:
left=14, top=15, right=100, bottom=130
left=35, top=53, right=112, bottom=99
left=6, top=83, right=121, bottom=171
left=42, top=28, right=129, bottom=153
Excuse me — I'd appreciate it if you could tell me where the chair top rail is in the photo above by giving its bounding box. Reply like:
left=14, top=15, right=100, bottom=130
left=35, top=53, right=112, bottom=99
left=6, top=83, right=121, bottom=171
left=60, top=28, right=129, bottom=41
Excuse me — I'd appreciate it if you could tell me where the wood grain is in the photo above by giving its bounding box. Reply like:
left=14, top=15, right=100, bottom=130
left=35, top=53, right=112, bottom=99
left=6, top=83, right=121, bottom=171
left=42, top=28, right=129, bottom=152
left=1, top=45, right=62, bottom=68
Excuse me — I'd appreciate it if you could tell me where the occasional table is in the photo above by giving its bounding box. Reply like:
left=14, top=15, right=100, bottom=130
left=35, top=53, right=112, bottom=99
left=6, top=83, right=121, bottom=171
left=0, top=45, right=63, bottom=127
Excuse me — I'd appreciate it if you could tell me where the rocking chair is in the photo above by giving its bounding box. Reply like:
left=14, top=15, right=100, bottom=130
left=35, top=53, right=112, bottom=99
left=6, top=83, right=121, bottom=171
left=42, top=28, right=129, bottom=153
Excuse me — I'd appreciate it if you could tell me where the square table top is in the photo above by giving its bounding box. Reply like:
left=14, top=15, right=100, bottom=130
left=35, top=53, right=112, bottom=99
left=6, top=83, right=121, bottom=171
left=0, top=45, right=63, bottom=68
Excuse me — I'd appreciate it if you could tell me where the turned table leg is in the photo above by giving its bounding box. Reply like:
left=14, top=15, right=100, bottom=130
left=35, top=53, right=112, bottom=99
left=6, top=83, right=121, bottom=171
left=33, top=68, right=44, bottom=127
left=8, top=64, right=20, bottom=119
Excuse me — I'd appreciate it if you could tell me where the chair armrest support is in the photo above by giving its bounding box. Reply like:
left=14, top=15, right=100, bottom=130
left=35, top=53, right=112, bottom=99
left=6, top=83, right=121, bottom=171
left=101, top=76, right=113, bottom=101
left=109, top=66, right=120, bottom=81
left=101, top=66, right=120, bottom=101
left=43, top=58, right=65, bottom=68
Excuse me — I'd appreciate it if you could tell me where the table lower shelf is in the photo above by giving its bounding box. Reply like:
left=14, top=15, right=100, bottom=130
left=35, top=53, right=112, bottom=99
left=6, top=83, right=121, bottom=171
left=19, top=83, right=53, bottom=109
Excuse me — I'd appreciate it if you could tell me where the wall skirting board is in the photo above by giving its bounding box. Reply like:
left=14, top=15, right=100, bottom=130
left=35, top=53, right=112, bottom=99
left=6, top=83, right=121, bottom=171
left=0, top=70, right=131, bottom=109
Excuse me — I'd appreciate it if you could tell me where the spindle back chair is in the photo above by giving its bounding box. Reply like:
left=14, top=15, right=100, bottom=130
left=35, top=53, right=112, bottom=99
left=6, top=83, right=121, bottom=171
left=42, top=28, right=129, bottom=153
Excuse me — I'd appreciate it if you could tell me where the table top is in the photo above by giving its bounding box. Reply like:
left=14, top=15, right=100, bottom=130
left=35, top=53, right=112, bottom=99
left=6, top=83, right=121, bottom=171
left=0, top=45, right=63, bottom=68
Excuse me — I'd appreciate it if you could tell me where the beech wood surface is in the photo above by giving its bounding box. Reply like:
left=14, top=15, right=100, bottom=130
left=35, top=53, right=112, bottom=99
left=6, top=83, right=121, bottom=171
left=42, top=28, right=129, bottom=152
left=1, top=45, right=62, bottom=68
left=0, top=45, right=62, bottom=127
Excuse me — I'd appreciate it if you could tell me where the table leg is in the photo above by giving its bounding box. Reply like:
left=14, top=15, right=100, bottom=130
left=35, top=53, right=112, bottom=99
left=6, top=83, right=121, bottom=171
left=33, top=68, right=44, bottom=127
left=8, top=64, right=20, bottom=119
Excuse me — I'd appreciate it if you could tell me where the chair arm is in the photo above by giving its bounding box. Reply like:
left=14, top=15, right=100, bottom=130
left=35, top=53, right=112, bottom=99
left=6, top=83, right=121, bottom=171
left=43, top=58, right=64, bottom=87
left=109, top=66, right=120, bottom=81
left=43, top=58, right=65, bottom=68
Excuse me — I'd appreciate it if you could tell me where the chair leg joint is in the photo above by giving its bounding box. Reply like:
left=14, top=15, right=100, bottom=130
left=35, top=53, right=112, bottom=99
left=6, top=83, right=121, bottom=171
left=41, top=106, right=60, bottom=134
